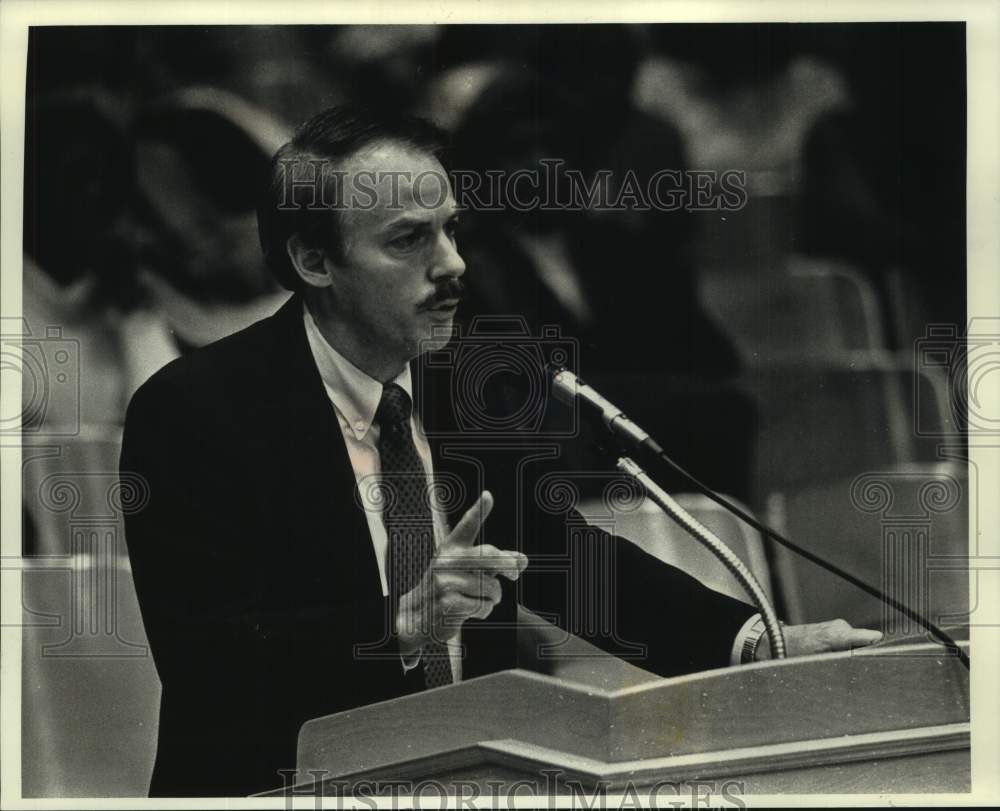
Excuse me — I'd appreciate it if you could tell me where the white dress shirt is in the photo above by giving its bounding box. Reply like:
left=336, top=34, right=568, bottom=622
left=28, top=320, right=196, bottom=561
left=303, top=303, right=462, bottom=681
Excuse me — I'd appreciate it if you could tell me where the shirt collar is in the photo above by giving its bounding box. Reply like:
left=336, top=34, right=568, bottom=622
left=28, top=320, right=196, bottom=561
left=302, top=301, right=413, bottom=441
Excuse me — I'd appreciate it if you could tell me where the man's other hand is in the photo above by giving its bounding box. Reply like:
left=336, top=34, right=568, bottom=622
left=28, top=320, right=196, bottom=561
left=755, top=619, right=883, bottom=661
left=395, top=490, right=528, bottom=656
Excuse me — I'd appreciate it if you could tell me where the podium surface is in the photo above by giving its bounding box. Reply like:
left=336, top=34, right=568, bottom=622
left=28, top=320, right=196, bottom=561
left=278, top=635, right=969, bottom=796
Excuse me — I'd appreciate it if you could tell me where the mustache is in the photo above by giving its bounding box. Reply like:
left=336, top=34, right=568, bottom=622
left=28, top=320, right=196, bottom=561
left=419, top=277, right=466, bottom=309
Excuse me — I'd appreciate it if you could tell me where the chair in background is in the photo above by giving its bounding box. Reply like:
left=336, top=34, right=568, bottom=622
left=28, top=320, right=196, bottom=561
left=697, top=252, right=967, bottom=642
left=767, top=462, right=969, bottom=638
left=748, top=354, right=953, bottom=505
left=698, top=256, right=887, bottom=364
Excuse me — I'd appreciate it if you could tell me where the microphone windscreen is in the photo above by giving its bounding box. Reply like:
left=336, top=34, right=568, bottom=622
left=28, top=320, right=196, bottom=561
left=549, top=368, right=578, bottom=407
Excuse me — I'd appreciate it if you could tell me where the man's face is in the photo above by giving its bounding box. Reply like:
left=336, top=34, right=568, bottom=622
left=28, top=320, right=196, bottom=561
left=319, top=140, right=465, bottom=361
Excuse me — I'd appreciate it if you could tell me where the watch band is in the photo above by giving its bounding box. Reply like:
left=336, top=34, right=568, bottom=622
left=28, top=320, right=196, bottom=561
left=741, top=617, right=788, bottom=663
left=740, top=617, right=768, bottom=664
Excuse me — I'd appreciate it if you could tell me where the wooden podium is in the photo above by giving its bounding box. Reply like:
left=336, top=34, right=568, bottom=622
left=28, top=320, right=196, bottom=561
left=270, top=631, right=969, bottom=797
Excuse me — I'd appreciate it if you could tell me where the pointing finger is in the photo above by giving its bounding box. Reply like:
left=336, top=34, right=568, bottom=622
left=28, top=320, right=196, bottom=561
left=448, top=491, right=494, bottom=548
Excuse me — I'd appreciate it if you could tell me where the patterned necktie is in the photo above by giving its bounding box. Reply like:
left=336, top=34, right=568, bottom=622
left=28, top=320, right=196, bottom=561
left=376, top=382, right=453, bottom=689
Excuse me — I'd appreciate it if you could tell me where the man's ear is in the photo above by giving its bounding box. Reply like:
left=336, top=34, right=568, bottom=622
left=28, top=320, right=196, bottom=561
left=286, top=234, right=333, bottom=288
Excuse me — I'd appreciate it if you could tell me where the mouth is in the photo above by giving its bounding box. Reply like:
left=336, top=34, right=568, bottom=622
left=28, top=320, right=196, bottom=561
left=423, top=299, right=460, bottom=313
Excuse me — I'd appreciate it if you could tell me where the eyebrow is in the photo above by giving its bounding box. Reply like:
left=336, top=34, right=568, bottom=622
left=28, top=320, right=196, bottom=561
left=381, top=208, right=461, bottom=234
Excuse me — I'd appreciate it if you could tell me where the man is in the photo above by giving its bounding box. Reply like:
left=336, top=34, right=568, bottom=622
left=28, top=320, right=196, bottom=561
left=121, top=105, right=880, bottom=797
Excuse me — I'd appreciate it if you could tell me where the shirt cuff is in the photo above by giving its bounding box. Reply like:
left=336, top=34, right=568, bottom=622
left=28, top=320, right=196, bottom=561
left=730, top=612, right=763, bottom=666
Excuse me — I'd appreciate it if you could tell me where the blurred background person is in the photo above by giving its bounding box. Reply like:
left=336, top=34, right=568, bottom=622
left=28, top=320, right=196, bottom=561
left=22, top=88, right=153, bottom=428
left=444, top=25, right=755, bottom=499
left=131, top=87, right=291, bottom=354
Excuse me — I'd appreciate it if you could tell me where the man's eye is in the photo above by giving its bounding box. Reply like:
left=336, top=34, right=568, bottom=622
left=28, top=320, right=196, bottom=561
left=390, top=232, right=424, bottom=250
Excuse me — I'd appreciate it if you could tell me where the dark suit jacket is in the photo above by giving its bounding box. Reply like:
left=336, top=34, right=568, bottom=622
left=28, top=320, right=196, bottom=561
left=120, top=294, right=755, bottom=796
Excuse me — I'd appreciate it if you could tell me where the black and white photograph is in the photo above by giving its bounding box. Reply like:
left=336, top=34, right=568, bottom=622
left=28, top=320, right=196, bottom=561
left=1, top=1, right=997, bottom=806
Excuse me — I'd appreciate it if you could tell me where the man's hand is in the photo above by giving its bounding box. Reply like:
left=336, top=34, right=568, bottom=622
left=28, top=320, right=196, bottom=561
left=395, top=490, right=528, bottom=656
left=755, top=619, right=883, bottom=660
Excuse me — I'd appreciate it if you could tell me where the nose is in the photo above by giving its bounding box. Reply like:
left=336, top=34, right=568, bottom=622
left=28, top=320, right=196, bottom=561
left=429, top=229, right=466, bottom=280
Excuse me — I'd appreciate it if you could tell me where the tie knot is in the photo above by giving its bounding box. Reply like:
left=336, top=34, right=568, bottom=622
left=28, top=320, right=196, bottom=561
left=376, top=382, right=412, bottom=427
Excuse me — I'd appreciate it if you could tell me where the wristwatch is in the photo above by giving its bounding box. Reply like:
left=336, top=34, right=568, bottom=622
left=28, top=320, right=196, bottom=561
left=741, top=617, right=785, bottom=663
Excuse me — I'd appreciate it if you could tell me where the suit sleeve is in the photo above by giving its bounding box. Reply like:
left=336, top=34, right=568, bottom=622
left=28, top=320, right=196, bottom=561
left=518, top=506, right=758, bottom=677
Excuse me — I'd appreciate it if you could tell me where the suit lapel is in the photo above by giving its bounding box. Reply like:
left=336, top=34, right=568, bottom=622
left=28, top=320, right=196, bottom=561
left=261, top=295, right=382, bottom=602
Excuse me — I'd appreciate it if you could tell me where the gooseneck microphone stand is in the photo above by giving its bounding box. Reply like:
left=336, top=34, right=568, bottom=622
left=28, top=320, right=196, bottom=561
left=617, top=457, right=787, bottom=660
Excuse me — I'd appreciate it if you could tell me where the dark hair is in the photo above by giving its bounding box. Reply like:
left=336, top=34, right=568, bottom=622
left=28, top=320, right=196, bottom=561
left=257, top=104, right=449, bottom=291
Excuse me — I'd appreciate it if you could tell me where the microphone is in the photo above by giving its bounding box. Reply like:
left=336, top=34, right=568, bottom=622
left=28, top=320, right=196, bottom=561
left=550, top=368, right=663, bottom=455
